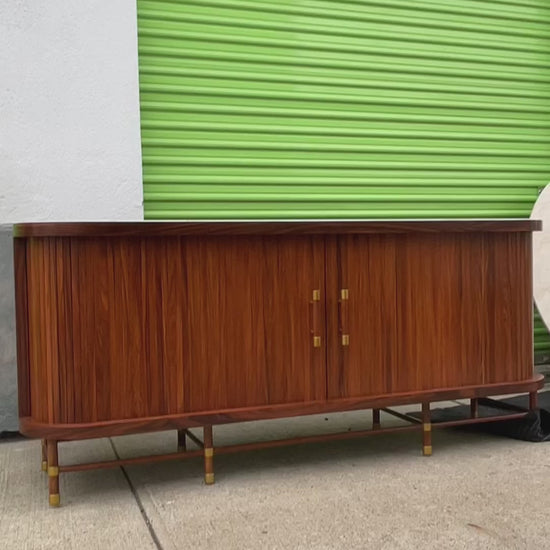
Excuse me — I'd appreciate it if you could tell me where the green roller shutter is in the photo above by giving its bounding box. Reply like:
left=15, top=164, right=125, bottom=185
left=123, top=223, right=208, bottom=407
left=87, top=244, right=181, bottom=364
left=136, top=0, right=550, bottom=357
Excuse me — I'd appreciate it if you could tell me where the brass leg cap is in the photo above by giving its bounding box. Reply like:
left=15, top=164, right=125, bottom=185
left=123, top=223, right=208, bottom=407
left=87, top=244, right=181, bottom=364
left=41, top=461, right=47, bottom=472
left=205, top=473, right=215, bottom=485
left=49, top=494, right=60, bottom=507
left=423, top=445, right=433, bottom=456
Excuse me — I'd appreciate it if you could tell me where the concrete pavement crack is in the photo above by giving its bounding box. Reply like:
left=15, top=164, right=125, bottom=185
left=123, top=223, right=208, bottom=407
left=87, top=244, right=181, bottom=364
left=109, top=438, right=164, bottom=550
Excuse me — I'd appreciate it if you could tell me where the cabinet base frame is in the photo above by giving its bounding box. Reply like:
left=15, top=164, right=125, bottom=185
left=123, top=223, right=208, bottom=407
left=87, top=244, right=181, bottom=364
left=21, top=375, right=544, bottom=442
left=28, top=378, right=543, bottom=507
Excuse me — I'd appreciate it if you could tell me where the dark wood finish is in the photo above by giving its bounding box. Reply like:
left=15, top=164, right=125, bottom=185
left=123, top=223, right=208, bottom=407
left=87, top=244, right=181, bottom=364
left=204, top=425, right=214, bottom=485
left=327, top=235, right=397, bottom=398
left=18, top=375, right=544, bottom=441
left=56, top=239, right=74, bottom=423
left=177, top=429, right=186, bottom=452
left=530, top=392, right=538, bottom=410
left=397, top=233, right=484, bottom=391
left=470, top=399, right=479, bottom=418
left=471, top=399, right=479, bottom=418
left=56, top=410, right=529, bottom=474
left=47, top=440, right=59, bottom=507
left=422, top=402, right=432, bottom=456
left=41, top=439, right=47, bottom=472
left=372, top=409, right=381, bottom=430
left=13, top=239, right=30, bottom=418
left=60, top=448, right=205, bottom=472
left=23, top=235, right=325, bottom=424
left=13, top=220, right=541, bottom=504
left=395, top=232, right=533, bottom=390
left=182, top=237, right=325, bottom=411
left=13, top=220, right=540, bottom=238
left=484, top=233, right=533, bottom=384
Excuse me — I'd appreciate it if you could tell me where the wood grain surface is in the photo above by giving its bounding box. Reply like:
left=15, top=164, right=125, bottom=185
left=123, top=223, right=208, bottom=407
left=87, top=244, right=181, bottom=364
left=396, top=233, right=487, bottom=391
left=13, top=219, right=541, bottom=238
left=13, top=239, right=30, bottom=417
left=16, top=222, right=538, bottom=436
left=19, top=375, right=544, bottom=440
left=327, top=235, right=397, bottom=398
left=182, top=236, right=325, bottom=411
left=21, top=235, right=327, bottom=423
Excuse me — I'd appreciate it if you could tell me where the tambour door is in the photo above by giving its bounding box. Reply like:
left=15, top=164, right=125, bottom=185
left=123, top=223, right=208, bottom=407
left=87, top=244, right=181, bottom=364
left=394, top=233, right=486, bottom=392
left=327, top=232, right=534, bottom=401
left=182, top=236, right=326, bottom=412
left=25, top=235, right=326, bottom=423
left=326, top=235, right=397, bottom=399
left=395, top=232, right=533, bottom=390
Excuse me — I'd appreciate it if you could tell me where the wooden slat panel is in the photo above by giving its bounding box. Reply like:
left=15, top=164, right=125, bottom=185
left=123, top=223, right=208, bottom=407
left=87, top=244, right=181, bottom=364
left=69, top=240, right=84, bottom=422
left=26, top=240, right=46, bottom=423
left=44, top=239, right=60, bottom=423
left=327, top=235, right=397, bottom=398
left=484, top=232, right=533, bottom=383
left=396, top=233, right=485, bottom=391
left=60, top=237, right=187, bottom=422
left=142, top=237, right=186, bottom=416
left=143, top=238, right=166, bottom=417
left=183, top=236, right=325, bottom=411
left=25, top=239, right=61, bottom=423
left=160, top=238, right=186, bottom=415
left=69, top=239, right=118, bottom=422
left=72, top=239, right=93, bottom=421
left=109, top=239, right=148, bottom=419
left=13, top=239, right=30, bottom=418
left=54, top=239, right=74, bottom=423
left=94, top=241, right=114, bottom=421
left=19, top=229, right=533, bottom=427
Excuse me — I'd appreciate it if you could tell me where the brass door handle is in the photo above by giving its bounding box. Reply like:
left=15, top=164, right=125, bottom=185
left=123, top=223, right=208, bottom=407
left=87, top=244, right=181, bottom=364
left=311, top=289, right=321, bottom=348
left=339, top=288, right=349, bottom=346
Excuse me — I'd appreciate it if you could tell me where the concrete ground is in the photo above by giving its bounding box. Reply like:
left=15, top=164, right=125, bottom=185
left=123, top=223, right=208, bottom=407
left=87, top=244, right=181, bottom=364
left=1, top=401, right=549, bottom=550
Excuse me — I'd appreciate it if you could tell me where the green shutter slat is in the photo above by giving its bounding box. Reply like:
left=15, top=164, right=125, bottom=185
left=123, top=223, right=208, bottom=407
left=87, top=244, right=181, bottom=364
left=135, top=0, right=550, bottom=214
left=135, top=0, right=550, bottom=215
left=136, top=0, right=550, bottom=358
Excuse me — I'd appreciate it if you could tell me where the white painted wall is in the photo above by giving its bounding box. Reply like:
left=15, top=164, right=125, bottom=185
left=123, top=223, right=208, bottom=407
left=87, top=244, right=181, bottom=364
left=0, top=0, right=144, bottom=223
left=0, top=0, right=144, bottom=431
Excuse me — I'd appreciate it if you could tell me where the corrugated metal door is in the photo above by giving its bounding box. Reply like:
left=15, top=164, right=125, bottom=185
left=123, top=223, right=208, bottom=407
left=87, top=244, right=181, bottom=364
left=136, top=0, right=550, bottom=355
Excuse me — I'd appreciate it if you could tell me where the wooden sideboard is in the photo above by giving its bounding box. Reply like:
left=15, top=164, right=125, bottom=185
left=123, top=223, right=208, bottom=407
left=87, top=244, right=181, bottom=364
left=13, top=220, right=544, bottom=506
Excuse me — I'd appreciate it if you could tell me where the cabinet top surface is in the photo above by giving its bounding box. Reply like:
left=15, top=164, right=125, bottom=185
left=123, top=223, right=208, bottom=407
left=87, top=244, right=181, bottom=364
left=13, top=219, right=541, bottom=238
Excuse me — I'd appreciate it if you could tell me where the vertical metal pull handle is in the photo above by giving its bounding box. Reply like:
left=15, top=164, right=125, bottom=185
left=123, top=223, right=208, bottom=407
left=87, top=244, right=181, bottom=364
left=311, top=289, right=321, bottom=348
left=339, top=288, right=350, bottom=346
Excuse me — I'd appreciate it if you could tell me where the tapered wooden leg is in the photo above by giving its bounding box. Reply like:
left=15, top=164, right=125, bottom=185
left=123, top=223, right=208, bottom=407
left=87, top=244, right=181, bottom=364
left=372, top=409, right=381, bottom=430
left=422, top=402, right=432, bottom=456
left=47, top=440, right=60, bottom=507
left=177, top=429, right=187, bottom=452
left=529, top=391, right=538, bottom=410
left=470, top=398, right=479, bottom=419
left=41, top=439, right=47, bottom=472
left=203, top=425, right=214, bottom=485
